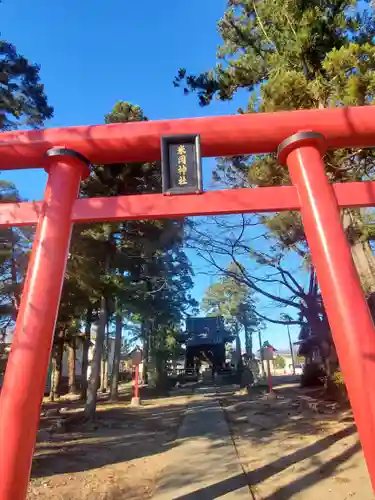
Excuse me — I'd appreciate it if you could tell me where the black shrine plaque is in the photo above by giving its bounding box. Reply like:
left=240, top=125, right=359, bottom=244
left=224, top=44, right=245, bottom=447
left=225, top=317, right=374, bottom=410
left=161, top=134, right=203, bottom=195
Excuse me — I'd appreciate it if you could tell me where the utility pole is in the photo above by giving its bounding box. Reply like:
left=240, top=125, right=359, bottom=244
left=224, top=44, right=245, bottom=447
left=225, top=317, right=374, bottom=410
left=287, top=324, right=296, bottom=375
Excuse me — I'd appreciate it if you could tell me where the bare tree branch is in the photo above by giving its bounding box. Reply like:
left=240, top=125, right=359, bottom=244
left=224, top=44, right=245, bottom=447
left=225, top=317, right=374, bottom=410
left=196, top=246, right=301, bottom=309
left=253, top=309, right=304, bottom=326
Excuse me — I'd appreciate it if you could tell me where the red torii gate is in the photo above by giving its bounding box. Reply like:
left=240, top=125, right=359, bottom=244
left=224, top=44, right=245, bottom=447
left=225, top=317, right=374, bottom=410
left=1, top=106, right=375, bottom=499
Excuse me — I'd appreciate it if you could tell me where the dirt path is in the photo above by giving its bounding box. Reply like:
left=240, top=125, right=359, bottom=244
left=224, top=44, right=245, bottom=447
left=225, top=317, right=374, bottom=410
left=27, top=380, right=374, bottom=499
left=153, top=387, right=250, bottom=499
left=220, top=378, right=373, bottom=499
left=28, top=391, right=192, bottom=500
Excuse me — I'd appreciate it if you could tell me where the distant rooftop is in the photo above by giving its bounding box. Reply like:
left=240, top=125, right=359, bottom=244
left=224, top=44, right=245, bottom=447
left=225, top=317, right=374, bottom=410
left=256, top=347, right=297, bottom=357
left=181, top=316, right=233, bottom=347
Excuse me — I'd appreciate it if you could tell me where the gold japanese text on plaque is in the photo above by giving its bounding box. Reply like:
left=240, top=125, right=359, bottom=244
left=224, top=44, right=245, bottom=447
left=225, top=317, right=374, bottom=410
left=161, top=134, right=203, bottom=195
left=177, top=144, right=188, bottom=185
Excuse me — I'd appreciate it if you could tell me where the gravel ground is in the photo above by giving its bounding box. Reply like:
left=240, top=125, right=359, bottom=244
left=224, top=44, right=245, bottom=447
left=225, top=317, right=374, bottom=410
left=219, top=378, right=373, bottom=500
left=28, top=392, right=191, bottom=500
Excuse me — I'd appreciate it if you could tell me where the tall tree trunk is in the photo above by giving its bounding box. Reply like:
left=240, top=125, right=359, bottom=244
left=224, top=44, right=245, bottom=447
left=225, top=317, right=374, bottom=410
left=100, top=358, right=105, bottom=392
left=103, top=355, right=108, bottom=392
left=110, top=312, right=122, bottom=400
left=235, top=323, right=242, bottom=370
left=49, top=337, right=64, bottom=402
left=258, top=328, right=265, bottom=376
left=154, top=350, right=166, bottom=391
left=67, top=339, right=77, bottom=394
left=142, top=320, right=149, bottom=385
left=343, top=209, right=375, bottom=299
left=100, top=322, right=109, bottom=393
left=142, top=261, right=153, bottom=385
left=84, top=296, right=107, bottom=420
left=287, top=325, right=295, bottom=375
left=10, top=229, right=20, bottom=322
left=244, top=324, right=252, bottom=356
left=80, top=307, right=92, bottom=400
left=304, top=293, right=333, bottom=369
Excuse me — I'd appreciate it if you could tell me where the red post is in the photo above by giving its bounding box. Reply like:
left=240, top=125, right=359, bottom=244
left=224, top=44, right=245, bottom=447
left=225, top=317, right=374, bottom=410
left=278, top=132, right=375, bottom=492
left=266, top=359, right=273, bottom=393
left=0, top=149, right=89, bottom=500
left=134, top=364, right=140, bottom=399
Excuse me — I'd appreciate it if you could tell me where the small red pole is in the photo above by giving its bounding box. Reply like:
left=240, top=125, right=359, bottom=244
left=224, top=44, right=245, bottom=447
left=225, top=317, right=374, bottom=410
left=134, top=363, right=140, bottom=399
left=0, top=149, right=89, bottom=500
left=278, top=132, right=375, bottom=493
left=266, top=359, right=273, bottom=393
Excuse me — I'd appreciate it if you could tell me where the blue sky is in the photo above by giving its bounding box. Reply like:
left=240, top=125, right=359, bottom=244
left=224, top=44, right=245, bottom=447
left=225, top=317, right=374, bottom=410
left=1, top=0, right=300, bottom=349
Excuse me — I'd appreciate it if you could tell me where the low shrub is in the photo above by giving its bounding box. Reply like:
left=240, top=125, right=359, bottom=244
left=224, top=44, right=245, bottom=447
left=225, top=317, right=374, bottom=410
left=331, top=368, right=345, bottom=387
left=327, top=368, right=348, bottom=402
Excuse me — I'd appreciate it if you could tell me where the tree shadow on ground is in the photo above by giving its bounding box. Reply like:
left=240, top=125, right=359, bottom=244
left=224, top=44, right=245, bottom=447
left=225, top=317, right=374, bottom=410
left=32, top=378, right=368, bottom=500
left=172, top=439, right=360, bottom=499
left=217, top=377, right=353, bottom=447
left=211, top=377, right=368, bottom=498
left=33, top=406, right=178, bottom=478
left=148, top=378, right=365, bottom=500
left=32, top=388, right=210, bottom=479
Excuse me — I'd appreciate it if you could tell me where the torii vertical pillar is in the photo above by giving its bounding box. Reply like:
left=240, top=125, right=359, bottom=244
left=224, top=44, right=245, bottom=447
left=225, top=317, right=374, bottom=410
left=0, top=149, right=90, bottom=500
left=278, top=132, right=375, bottom=490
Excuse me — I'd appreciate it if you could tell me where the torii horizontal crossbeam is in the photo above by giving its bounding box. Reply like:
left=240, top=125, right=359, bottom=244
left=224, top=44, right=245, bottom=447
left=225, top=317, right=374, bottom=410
left=0, top=105, right=375, bottom=169
left=0, top=181, right=374, bottom=227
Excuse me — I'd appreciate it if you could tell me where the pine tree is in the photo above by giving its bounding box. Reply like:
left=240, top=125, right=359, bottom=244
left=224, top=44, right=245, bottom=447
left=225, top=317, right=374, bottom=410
left=176, top=0, right=375, bottom=370
left=0, top=35, right=53, bottom=380
left=0, top=40, right=53, bottom=130
left=0, top=36, right=52, bottom=325
left=0, top=181, right=32, bottom=330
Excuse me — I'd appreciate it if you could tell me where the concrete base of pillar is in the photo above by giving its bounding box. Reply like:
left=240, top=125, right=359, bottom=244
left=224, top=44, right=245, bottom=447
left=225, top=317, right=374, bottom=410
left=131, top=397, right=141, bottom=407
